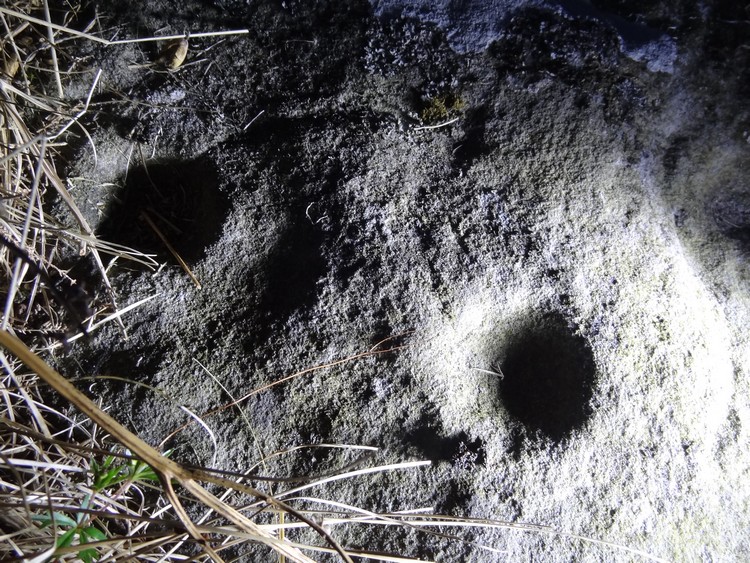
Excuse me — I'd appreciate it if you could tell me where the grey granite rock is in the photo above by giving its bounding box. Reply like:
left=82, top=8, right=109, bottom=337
left=51, top=0, right=749, bottom=560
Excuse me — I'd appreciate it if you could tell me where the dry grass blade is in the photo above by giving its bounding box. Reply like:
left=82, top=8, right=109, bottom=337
left=163, top=336, right=410, bottom=444
left=141, top=210, right=202, bottom=289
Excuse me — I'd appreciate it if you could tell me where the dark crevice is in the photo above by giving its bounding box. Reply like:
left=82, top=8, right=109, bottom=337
left=402, top=408, right=485, bottom=465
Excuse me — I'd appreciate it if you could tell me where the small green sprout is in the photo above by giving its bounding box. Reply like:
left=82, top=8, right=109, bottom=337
left=32, top=506, right=106, bottom=563
left=32, top=449, right=170, bottom=562
left=91, top=449, right=167, bottom=490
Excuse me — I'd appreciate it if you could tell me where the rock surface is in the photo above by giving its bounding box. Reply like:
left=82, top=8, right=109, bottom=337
left=52, top=0, right=749, bottom=560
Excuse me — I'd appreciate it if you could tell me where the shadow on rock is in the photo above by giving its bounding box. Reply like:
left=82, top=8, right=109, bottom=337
left=257, top=219, right=326, bottom=321
left=713, top=189, right=750, bottom=250
left=402, top=407, right=486, bottom=465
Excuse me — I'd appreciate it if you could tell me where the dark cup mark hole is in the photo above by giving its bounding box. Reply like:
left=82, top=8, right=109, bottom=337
left=499, top=313, right=596, bottom=442
left=97, top=157, right=227, bottom=263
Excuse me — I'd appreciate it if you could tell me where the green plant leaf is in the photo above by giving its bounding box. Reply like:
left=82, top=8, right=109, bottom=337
left=82, top=526, right=106, bottom=541
left=77, top=525, right=106, bottom=562
left=93, top=455, right=129, bottom=490
left=32, top=511, right=78, bottom=529
left=79, top=546, right=97, bottom=563
left=57, top=527, right=77, bottom=548
left=129, top=459, right=160, bottom=483
left=30, top=513, right=53, bottom=527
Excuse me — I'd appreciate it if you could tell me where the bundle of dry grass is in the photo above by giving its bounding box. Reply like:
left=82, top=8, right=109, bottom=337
left=1, top=330, right=440, bottom=562
left=0, top=2, right=158, bottom=345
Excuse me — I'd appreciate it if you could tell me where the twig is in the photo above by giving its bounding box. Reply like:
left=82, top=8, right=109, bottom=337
left=469, top=366, right=505, bottom=379
left=140, top=210, right=202, bottom=290
left=0, top=8, right=248, bottom=45
left=243, top=109, right=265, bottom=131
left=46, top=293, right=160, bottom=349
left=414, top=117, right=460, bottom=131
left=42, top=0, right=63, bottom=99
left=46, top=69, right=102, bottom=142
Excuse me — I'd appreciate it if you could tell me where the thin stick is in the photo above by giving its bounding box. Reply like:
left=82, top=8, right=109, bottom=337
left=414, top=117, right=460, bottom=131
left=243, top=110, right=265, bottom=131
left=163, top=341, right=408, bottom=443
left=46, top=69, right=102, bottom=142
left=42, top=0, right=63, bottom=99
left=140, top=210, right=202, bottom=289
left=469, top=366, right=505, bottom=379
left=245, top=345, right=406, bottom=398
left=46, top=293, right=159, bottom=348
left=0, top=8, right=248, bottom=46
